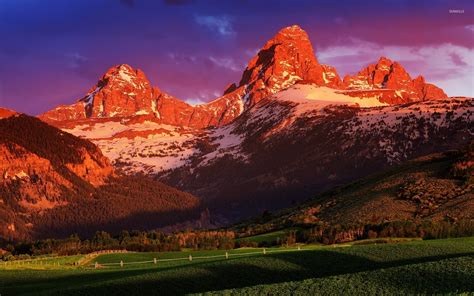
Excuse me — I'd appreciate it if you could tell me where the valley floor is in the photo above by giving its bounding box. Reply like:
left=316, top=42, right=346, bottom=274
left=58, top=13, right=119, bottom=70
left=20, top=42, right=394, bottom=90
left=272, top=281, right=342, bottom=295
left=0, top=237, right=473, bottom=295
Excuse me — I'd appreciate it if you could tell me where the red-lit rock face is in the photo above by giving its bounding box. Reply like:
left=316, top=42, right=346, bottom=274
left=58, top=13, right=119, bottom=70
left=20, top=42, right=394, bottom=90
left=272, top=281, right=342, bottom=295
left=233, top=25, right=331, bottom=107
left=155, top=89, right=245, bottom=128
left=39, top=64, right=244, bottom=128
left=343, top=57, right=447, bottom=104
left=80, top=64, right=161, bottom=118
left=0, top=108, right=17, bottom=119
left=321, top=64, right=343, bottom=88
left=40, top=26, right=449, bottom=129
left=40, top=64, right=161, bottom=122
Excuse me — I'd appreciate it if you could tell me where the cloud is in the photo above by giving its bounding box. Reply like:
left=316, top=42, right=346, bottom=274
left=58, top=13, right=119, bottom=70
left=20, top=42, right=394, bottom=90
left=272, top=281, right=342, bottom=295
left=449, top=52, right=468, bottom=67
left=185, top=89, right=221, bottom=105
left=168, top=53, right=242, bottom=72
left=465, top=24, right=474, bottom=32
left=208, top=56, right=241, bottom=72
left=63, top=52, right=99, bottom=81
left=184, top=98, right=206, bottom=106
left=65, top=52, right=88, bottom=69
left=318, top=39, right=474, bottom=97
left=194, top=15, right=234, bottom=36
left=168, top=53, right=197, bottom=64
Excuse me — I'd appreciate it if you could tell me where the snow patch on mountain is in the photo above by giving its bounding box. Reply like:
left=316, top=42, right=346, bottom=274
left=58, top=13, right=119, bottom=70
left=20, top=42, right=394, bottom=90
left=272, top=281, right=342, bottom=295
left=59, top=85, right=473, bottom=176
left=64, top=120, right=201, bottom=173
left=276, top=85, right=387, bottom=108
left=267, top=84, right=389, bottom=125
left=200, top=125, right=247, bottom=166
left=343, top=98, right=473, bottom=163
left=62, top=118, right=246, bottom=174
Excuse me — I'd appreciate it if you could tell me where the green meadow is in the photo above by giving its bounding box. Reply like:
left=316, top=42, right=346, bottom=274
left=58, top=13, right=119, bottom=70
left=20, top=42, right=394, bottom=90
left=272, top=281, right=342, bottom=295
left=0, top=237, right=473, bottom=295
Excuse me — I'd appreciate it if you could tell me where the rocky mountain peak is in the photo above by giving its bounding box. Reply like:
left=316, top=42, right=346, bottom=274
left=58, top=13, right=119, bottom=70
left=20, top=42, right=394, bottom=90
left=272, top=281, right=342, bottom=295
left=376, top=56, right=393, bottom=65
left=39, top=64, right=162, bottom=122
left=343, top=56, right=447, bottom=103
left=100, top=64, right=149, bottom=88
left=234, top=25, right=333, bottom=107
left=39, top=62, right=244, bottom=128
left=79, top=64, right=160, bottom=118
left=270, top=24, right=312, bottom=46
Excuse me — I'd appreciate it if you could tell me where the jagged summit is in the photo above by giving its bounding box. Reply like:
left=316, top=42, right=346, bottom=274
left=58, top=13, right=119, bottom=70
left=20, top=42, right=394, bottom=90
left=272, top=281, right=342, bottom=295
left=78, top=64, right=161, bottom=118
left=38, top=64, right=162, bottom=122
left=271, top=24, right=312, bottom=44
left=97, top=64, right=148, bottom=89
left=234, top=24, right=340, bottom=107
left=343, top=56, right=447, bottom=104
left=279, top=24, right=305, bottom=32
left=377, top=56, right=393, bottom=63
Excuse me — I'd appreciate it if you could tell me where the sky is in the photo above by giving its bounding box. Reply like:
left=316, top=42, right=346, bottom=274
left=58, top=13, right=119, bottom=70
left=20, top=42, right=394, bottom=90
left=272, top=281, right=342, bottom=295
left=0, top=0, right=473, bottom=115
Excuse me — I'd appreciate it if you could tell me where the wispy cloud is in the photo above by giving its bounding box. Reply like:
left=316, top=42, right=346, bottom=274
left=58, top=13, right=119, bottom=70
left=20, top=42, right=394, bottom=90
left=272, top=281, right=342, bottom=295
left=208, top=56, right=241, bottom=72
left=185, top=89, right=221, bottom=105
left=168, top=53, right=197, bottom=64
left=194, top=15, right=234, bottom=36
left=185, top=98, right=206, bottom=106
left=65, top=52, right=88, bottom=69
left=168, top=53, right=241, bottom=72
left=465, top=24, right=474, bottom=32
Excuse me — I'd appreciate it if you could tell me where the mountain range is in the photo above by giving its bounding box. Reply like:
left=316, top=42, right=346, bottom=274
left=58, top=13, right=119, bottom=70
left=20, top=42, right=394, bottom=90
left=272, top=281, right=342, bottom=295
left=1, top=25, right=472, bottom=240
left=40, top=25, right=447, bottom=126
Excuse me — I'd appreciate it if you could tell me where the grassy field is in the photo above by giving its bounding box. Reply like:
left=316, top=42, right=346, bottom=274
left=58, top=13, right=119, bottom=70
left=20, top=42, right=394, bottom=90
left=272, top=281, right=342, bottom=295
left=0, top=254, right=84, bottom=270
left=0, top=237, right=472, bottom=295
left=236, top=228, right=300, bottom=244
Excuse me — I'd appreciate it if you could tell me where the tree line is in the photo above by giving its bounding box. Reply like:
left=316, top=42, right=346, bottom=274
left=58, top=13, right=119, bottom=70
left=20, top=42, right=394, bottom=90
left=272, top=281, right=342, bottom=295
left=1, top=230, right=235, bottom=260
left=1, top=219, right=472, bottom=261
left=250, top=219, right=474, bottom=247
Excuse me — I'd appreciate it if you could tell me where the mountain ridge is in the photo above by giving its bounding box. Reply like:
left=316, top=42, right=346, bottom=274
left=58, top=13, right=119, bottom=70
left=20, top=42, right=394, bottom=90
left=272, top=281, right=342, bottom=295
left=342, top=56, right=447, bottom=104
left=39, top=25, right=450, bottom=128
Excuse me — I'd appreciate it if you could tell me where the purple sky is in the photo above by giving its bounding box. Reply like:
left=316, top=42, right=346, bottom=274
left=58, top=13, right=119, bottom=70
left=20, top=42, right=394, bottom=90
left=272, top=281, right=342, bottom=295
left=0, top=0, right=473, bottom=115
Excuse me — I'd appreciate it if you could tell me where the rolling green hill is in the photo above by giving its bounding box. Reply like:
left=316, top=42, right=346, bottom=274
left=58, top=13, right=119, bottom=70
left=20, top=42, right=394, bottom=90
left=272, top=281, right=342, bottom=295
left=0, top=237, right=472, bottom=295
